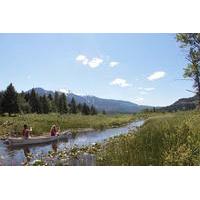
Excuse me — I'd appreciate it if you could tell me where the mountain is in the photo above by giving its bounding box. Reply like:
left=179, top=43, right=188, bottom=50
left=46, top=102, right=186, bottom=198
left=68, top=94, right=150, bottom=113
left=27, top=88, right=55, bottom=96
left=160, top=95, right=197, bottom=112
left=26, top=88, right=151, bottom=113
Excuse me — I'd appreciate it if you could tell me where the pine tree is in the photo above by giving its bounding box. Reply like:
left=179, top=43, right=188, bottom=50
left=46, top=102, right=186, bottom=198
left=24, top=93, right=30, bottom=102
left=82, top=103, right=90, bottom=115
left=29, top=89, right=41, bottom=113
left=77, top=103, right=83, bottom=113
left=41, top=95, right=50, bottom=114
left=54, top=91, right=60, bottom=111
left=70, top=97, right=78, bottom=114
left=90, top=105, right=97, bottom=115
left=102, top=110, right=106, bottom=115
left=58, top=93, right=68, bottom=114
left=17, top=92, right=31, bottom=114
left=0, top=91, right=3, bottom=114
left=47, top=94, right=53, bottom=101
left=1, top=83, right=19, bottom=116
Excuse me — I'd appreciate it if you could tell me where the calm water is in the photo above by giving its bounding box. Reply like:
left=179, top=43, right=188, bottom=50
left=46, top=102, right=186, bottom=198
left=0, top=120, right=144, bottom=166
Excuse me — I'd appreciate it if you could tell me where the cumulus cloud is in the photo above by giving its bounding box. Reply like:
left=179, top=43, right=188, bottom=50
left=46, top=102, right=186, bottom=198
left=147, top=71, right=166, bottom=81
left=109, top=61, right=119, bottom=68
left=76, top=54, right=86, bottom=61
left=59, top=88, right=69, bottom=94
left=76, top=54, right=103, bottom=68
left=134, top=97, right=144, bottom=103
left=110, top=78, right=132, bottom=87
left=88, top=57, right=103, bottom=68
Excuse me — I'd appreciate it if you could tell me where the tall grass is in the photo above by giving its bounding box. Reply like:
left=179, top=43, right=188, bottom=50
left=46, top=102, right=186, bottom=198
left=0, top=113, right=137, bottom=137
left=96, top=111, right=200, bottom=166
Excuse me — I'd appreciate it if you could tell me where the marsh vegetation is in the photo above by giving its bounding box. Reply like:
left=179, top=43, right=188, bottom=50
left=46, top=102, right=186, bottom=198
left=96, top=111, right=200, bottom=166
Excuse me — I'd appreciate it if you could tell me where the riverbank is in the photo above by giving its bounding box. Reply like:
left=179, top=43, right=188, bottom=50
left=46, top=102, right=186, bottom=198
left=0, top=113, right=151, bottom=140
left=28, top=110, right=200, bottom=166
left=96, top=111, right=200, bottom=166
left=25, top=120, right=145, bottom=166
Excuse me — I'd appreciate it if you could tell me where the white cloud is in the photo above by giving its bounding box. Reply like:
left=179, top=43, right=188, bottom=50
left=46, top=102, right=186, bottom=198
left=134, top=97, right=144, bottom=103
left=76, top=54, right=86, bottom=61
left=109, top=61, right=119, bottom=68
left=59, top=88, right=69, bottom=94
left=76, top=54, right=103, bottom=68
left=147, top=71, right=166, bottom=81
left=110, top=78, right=132, bottom=87
left=88, top=57, right=103, bottom=68
left=76, top=54, right=89, bottom=65
left=138, top=87, right=155, bottom=95
left=27, top=75, right=31, bottom=79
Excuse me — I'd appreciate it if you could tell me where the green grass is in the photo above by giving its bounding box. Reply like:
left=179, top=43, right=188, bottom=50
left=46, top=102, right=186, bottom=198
left=96, top=111, right=200, bottom=166
left=0, top=113, right=139, bottom=137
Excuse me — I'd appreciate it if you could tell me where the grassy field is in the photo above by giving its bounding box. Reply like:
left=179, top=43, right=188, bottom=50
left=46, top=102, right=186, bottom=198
left=0, top=113, right=140, bottom=137
left=96, top=111, right=200, bottom=166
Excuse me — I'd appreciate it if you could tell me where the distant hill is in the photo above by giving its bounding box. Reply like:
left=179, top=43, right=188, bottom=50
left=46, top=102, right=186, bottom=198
left=160, top=95, right=197, bottom=111
left=26, top=88, right=151, bottom=113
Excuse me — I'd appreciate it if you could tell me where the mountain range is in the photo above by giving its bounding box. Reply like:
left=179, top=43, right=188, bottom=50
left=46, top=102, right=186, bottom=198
left=160, top=95, right=197, bottom=111
left=27, top=88, right=198, bottom=113
left=27, top=88, right=151, bottom=113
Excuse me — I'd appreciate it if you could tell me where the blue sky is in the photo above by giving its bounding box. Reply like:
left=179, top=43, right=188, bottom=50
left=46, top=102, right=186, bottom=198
left=0, top=33, right=193, bottom=106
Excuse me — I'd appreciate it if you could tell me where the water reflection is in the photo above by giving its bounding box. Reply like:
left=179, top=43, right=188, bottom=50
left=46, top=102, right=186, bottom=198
left=23, top=146, right=31, bottom=163
left=52, top=142, right=58, bottom=153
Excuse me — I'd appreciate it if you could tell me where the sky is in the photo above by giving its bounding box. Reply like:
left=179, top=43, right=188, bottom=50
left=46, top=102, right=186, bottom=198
left=0, top=33, right=193, bottom=106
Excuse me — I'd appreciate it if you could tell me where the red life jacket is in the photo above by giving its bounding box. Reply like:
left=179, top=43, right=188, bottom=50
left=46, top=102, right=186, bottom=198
left=51, top=129, right=56, bottom=136
left=23, top=128, right=29, bottom=138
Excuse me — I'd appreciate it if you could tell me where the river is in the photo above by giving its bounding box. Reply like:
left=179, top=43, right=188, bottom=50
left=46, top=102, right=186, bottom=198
left=0, top=120, right=144, bottom=166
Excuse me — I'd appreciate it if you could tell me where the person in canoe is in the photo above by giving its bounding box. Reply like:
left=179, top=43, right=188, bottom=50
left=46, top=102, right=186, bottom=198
left=23, top=124, right=32, bottom=139
left=50, top=125, right=60, bottom=137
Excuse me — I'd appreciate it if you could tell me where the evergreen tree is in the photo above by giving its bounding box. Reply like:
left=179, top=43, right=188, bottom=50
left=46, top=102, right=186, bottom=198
left=70, top=97, right=78, bottom=114
left=1, top=83, right=19, bottom=116
left=47, top=94, right=53, bottom=101
left=90, top=105, right=97, bottom=115
left=41, top=95, right=49, bottom=114
left=77, top=103, right=83, bottom=113
left=82, top=103, right=90, bottom=115
left=29, top=89, right=41, bottom=113
left=54, top=92, right=60, bottom=108
left=17, top=92, right=31, bottom=114
left=102, top=110, right=106, bottom=115
left=58, top=93, right=68, bottom=114
left=24, top=93, right=30, bottom=102
left=49, top=100, right=57, bottom=113
left=0, top=91, right=3, bottom=114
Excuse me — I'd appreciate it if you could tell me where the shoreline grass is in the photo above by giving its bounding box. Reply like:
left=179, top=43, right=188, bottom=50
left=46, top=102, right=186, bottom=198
left=0, top=113, right=139, bottom=138
left=96, top=111, right=200, bottom=166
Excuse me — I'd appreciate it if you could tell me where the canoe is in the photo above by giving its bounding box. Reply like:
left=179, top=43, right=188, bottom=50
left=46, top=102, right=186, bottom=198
left=5, top=131, right=72, bottom=147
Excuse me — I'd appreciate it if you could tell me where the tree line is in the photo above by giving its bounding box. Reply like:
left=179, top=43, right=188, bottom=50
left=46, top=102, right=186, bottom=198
left=0, top=83, right=99, bottom=116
